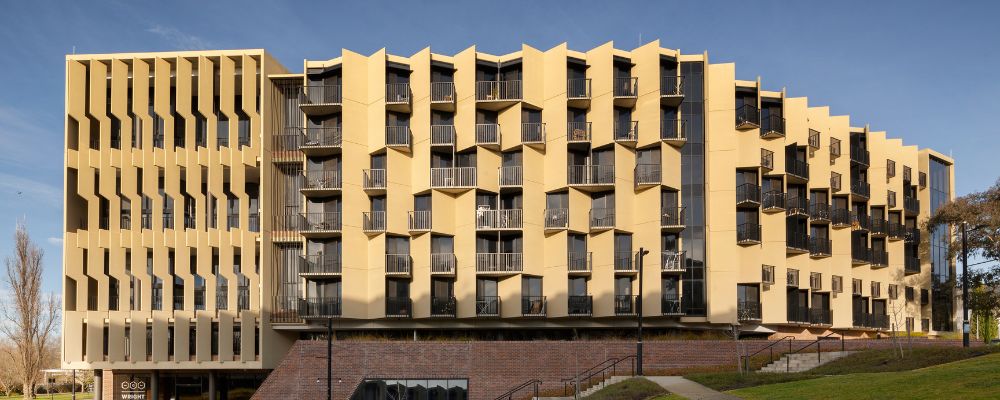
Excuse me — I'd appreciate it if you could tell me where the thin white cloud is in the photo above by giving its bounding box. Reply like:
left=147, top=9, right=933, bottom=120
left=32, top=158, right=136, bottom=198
left=0, top=171, right=61, bottom=208
left=146, top=24, right=212, bottom=50
left=47, top=237, right=62, bottom=245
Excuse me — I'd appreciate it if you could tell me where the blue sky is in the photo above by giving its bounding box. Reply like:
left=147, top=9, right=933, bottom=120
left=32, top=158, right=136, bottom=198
left=1, top=0, right=998, bottom=294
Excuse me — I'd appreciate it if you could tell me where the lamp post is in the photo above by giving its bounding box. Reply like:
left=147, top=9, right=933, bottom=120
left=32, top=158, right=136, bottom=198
left=636, top=247, right=649, bottom=376
left=962, top=222, right=969, bottom=347
left=327, top=317, right=333, bottom=399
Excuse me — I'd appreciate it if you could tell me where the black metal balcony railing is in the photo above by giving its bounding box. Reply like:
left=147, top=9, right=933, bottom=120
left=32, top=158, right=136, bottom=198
left=566, top=121, right=592, bottom=142
left=735, top=104, right=760, bottom=128
left=385, top=297, right=412, bottom=318
left=905, top=256, right=920, bottom=274
left=302, top=85, right=343, bottom=105
left=661, top=251, right=685, bottom=272
left=852, top=245, right=872, bottom=264
left=889, top=222, right=907, bottom=240
left=568, top=165, right=615, bottom=185
left=301, top=127, right=342, bottom=149
left=521, top=122, right=545, bottom=144
left=904, top=196, right=920, bottom=215
left=385, top=83, right=410, bottom=104
left=476, top=123, right=500, bottom=146
left=736, top=183, right=761, bottom=207
left=851, top=180, right=871, bottom=199
left=567, top=78, right=592, bottom=99
left=762, top=191, right=785, bottom=211
left=809, top=237, right=832, bottom=257
left=661, top=76, right=684, bottom=97
left=216, top=289, right=228, bottom=311
left=850, top=147, right=871, bottom=166
left=870, top=218, right=889, bottom=236
left=661, top=297, right=683, bottom=315
left=737, top=223, right=762, bottom=244
left=761, top=114, right=785, bottom=137
left=430, top=82, right=455, bottom=103
left=809, top=203, right=830, bottom=222
left=738, top=301, right=762, bottom=321
left=299, top=254, right=342, bottom=275
left=298, top=298, right=342, bottom=318
left=809, top=308, right=832, bottom=325
left=851, top=211, right=870, bottom=232
left=430, top=296, right=457, bottom=317
left=430, top=125, right=455, bottom=146
left=568, top=295, right=593, bottom=316
left=786, top=196, right=808, bottom=217
left=614, top=121, right=638, bottom=142
left=788, top=304, right=809, bottom=323
left=831, top=208, right=851, bottom=227
left=786, top=158, right=809, bottom=181
left=476, top=80, right=522, bottom=101
left=614, top=295, right=637, bottom=316
left=431, top=253, right=456, bottom=274
left=613, top=76, right=638, bottom=97
left=871, top=250, right=889, bottom=267
left=476, top=296, right=501, bottom=316
left=225, top=214, right=238, bottom=230
left=568, top=252, right=592, bottom=273
left=614, top=251, right=634, bottom=272
left=120, top=213, right=131, bottom=230
left=544, top=208, right=569, bottom=229
left=661, top=207, right=685, bottom=228
left=787, top=232, right=809, bottom=251
left=660, top=119, right=687, bottom=141
left=237, top=286, right=249, bottom=311
left=521, top=296, right=547, bottom=317
left=907, top=228, right=921, bottom=243
left=634, top=164, right=661, bottom=186
left=162, top=212, right=174, bottom=229
left=300, top=212, right=342, bottom=232
left=302, top=170, right=342, bottom=191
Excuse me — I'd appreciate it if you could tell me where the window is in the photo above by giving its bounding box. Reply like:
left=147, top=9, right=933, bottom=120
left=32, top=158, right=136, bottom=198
left=851, top=278, right=862, bottom=296
left=871, top=281, right=881, bottom=298
left=762, top=265, right=775, bottom=285
left=888, top=284, right=899, bottom=300
left=786, top=268, right=799, bottom=287
left=905, top=286, right=915, bottom=302
left=233, top=325, right=242, bottom=356
left=211, top=322, right=219, bottom=357
left=810, top=272, right=822, bottom=291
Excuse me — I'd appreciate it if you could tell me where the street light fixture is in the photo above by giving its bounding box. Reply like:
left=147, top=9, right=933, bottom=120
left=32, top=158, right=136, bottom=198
left=636, top=247, right=649, bottom=376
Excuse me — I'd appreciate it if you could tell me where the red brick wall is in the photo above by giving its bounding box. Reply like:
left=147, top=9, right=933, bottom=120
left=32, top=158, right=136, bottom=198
left=252, top=338, right=968, bottom=399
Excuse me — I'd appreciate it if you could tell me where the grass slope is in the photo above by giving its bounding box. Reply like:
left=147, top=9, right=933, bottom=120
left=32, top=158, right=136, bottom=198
left=583, top=377, right=668, bottom=400
left=729, top=352, right=1000, bottom=400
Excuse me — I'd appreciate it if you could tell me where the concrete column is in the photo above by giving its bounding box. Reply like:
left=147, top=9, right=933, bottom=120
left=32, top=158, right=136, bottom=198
left=208, top=371, right=216, bottom=400
left=94, top=369, right=103, bottom=400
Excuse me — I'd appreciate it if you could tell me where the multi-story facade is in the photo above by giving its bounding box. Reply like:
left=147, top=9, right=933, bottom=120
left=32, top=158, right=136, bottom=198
left=62, top=42, right=955, bottom=398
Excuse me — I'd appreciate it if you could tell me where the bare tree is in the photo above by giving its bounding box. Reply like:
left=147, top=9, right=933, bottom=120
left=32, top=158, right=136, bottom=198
left=1, top=221, right=59, bottom=399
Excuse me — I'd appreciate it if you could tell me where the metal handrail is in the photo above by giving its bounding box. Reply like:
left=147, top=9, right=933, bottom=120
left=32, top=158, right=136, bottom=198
left=494, top=379, right=542, bottom=400
left=742, top=336, right=794, bottom=373
left=563, top=355, right=636, bottom=396
left=787, top=332, right=845, bottom=372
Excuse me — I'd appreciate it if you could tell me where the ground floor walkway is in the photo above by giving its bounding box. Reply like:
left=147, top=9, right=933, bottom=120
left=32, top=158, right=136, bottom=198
left=645, top=376, right=741, bottom=400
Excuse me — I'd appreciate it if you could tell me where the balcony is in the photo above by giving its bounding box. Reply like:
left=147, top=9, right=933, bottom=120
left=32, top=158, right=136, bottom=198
left=430, top=82, right=456, bottom=111
left=521, top=122, right=545, bottom=145
left=362, top=169, right=386, bottom=193
left=614, top=251, right=636, bottom=273
left=567, top=165, right=615, bottom=188
left=476, top=123, right=500, bottom=147
left=809, top=237, right=832, bottom=258
left=431, top=167, right=477, bottom=189
left=888, top=222, right=907, bottom=240
left=810, top=203, right=831, bottom=223
left=870, top=250, right=889, bottom=268
left=788, top=305, right=810, bottom=324
left=852, top=245, right=872, bottom=265
left=615, top=295, right=637, bottom=316
left=634, top=164, right=661, bottom=186
left=660, top=119, right=687, bottom=145
left=738, top=301, right=762, bottom=321
left=475, top=208, right=523, bottom=230
left=661, top=251, right=685, bottom=273
left=613, top=76, right=638, bottom=106
left=385, top=83, right=411, bottom=112
left=660, top=207, right=685, bottom=231
left=850, top=147, right=871, bottom=166
left=760, top=115, right=785, bottom=139
left=362, top=211, right=386, bottom=233
left=787, top=232, right=810, bottom=253
left=660, top=75, right=684, bottom=106
left=735, top=104, right=760, bottom=130
left=904, top=196, right=920, bottom=216
left=589, top=208, right=615, bottom=231
left=476, top=253, right=523, bottom=274
left=851, top=180, right=871, bottom=200
left=614, top=121, right=638, bottom=145
left=544, top=208, right=569, bottom=231
left=385, top=297, right=412, bottom=318
left=299, top=254, right=342, bottom=278
left=430, top=125, right=455, bottom=147
left=736, top=183, right=761, bottom=207
left=431, top=253, right=456, bottom=275
left=299, top=212, right=342, bottom=238
left=299, top=127, right=342, bottom=156
left=870, top=218, right=889, bottom=237
left=762, top=191, right=786, bottom=213
left=430, top=296, right=457, bottom=317
left=661, top=298, right=684, bottom=316
left=566, top=121, right=592, bottom=143
left=831, top=208, right=851, bottom=228
left=786, top=158, right=809, bottom=183
left=521, top=296, right=547, bottom=317
left=904, top=256, right=920, bottom=275
left=851, top=211, right=870, bottom=232
left=298, top=298, right=341, bottom=318
left=568, top=295, right=593, bottom=316
left=386, top=254, right=412, bottom=276
left=476, top=80, right=522, bottom=109
left=737, top=223, right=762, bottom=245
left=301, top=170, right=342, bottom=197
left=809, top=308, right=832, bottom=325
left=499, top=166, right=523, bottom=188
left=567, top=78, right=592, bottom=108
left=299, top=85, right=342, bottom=115
left=786, top=196, right=808, bottom=218
left=568, top=252, right=592, bottom=274
left=476, top=296, right=501, bottom=317
left=385, top=125, right=410, bottom=149
left=408, top=210, right=431, bottom=232
left=907, top=228, right=920, bottom=244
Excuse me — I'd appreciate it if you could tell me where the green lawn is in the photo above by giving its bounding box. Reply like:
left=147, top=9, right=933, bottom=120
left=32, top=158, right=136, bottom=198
left=583, top=377, right=668, bottom=400
left=729, top=352, right=1000, bottom=400
left=1, top=394, right=94, bottom=400
left=650, top=395, right=687, bottom=400
left=687, top=345, right=1000, bottom=391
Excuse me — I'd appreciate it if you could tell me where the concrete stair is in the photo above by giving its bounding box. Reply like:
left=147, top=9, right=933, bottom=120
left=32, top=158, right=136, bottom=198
left=758, top=351, right=854, bottom=373
left=536, top=375, right=631, bottom=399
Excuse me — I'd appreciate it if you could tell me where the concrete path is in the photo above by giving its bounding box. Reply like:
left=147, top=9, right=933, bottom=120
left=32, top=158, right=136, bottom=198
left=645, top=376, right=742, bottom=400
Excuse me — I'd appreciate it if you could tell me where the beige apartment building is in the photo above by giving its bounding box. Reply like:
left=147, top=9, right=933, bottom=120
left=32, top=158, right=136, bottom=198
left=62, top=41, right=955, bottom=398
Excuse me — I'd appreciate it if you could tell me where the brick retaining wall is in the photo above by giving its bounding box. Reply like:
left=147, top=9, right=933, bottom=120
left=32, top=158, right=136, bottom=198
left=253, top=338, right=969, bottom=399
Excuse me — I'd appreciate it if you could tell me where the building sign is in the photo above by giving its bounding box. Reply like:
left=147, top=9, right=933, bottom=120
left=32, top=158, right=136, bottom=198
left=113, top=374, right=150, bottom=400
